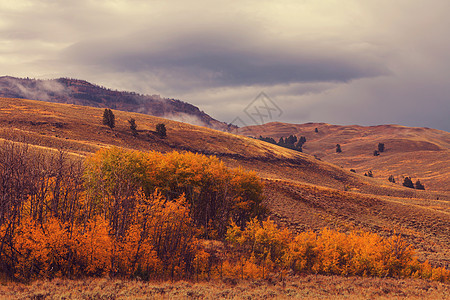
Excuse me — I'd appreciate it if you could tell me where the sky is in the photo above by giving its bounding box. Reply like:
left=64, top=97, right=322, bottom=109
left=1, top=0, right=449, bottom=131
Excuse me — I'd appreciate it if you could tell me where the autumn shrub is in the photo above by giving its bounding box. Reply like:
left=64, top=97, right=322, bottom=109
left=226, top=220, right=450, bottom=283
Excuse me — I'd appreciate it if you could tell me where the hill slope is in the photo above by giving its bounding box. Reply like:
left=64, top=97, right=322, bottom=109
left=0, top=98, right=449, bottom=269
left=0, top=76, right=232, bottom=131
left=239, top=122, right=450, bottom=192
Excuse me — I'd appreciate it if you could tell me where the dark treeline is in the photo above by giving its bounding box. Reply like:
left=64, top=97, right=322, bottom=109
left=258, top=135, right=306, bottom=152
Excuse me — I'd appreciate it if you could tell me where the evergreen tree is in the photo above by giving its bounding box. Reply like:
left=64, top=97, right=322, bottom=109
left=102, top=108, right=115, bottom=129
left=258, top=136, right=276, bottom=144
left=378, top=143, right=385, bottom=153
left=156, top=123, right=167, bottom=138
left=286, top=135, right=298, bottom=145
left=388, top=175, right=396, bottom=183
left=128, top=118, right=138, bottom=137
left=373, top=150, right=380, bottom=156
left=402, top=177, right=414, bottom=188
left=336, top=144, right=342, bottom=153
left=315, top=128, right=319, bottom=133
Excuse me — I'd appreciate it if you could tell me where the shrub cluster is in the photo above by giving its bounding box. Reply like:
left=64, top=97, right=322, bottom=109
left=0, top=143, right=446, bottom=283
left=0, top=144, right=265, bottom=281
left=224, top=219, right=449, bottom=282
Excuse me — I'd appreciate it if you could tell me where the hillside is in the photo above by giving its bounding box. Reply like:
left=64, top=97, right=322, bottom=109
left=239, top=122, right=450, bottom=193
left=0, top=97, right=449, bottom=270
left=0, top=76, right=232, bottom=131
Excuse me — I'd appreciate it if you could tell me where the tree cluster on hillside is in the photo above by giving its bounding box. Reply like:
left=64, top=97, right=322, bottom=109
left=258, top=135, right=305, bottom=152
left=402, top=177, right=425, bottom=190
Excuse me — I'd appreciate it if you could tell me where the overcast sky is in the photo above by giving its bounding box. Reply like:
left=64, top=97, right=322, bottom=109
left=1, top=0, right=449, bottom=131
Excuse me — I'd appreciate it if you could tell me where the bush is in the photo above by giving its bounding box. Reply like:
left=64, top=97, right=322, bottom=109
left=415, top=179, right=425, bottom=190
left=389, top=175, right=396, bottom=183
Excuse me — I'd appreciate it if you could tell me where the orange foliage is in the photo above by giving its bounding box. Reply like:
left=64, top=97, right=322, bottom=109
left=226, top=219, right=450, bottom=283
left=1, top=146, right=448, bottom=284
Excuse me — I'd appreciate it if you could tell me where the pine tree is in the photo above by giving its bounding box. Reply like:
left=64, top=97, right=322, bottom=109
left=128, top=118, right=138, bottom=137
left=336, top=144, right=342, bottom=153
left=102, top=108, right=115, bottom=129
left=378, top=143, right=385, bottom=153
left=156, top=123, right=167, bottom=138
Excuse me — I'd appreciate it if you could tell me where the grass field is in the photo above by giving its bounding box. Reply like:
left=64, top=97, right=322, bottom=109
left=1, top=276, right=449, bottom=299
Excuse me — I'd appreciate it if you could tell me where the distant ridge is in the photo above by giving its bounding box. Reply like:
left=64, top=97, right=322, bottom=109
left=0, top=76, right=234, bottom=131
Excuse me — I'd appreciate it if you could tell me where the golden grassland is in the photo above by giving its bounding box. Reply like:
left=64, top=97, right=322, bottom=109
left=239, top=122, right=450, bottom=192
left=1, top=276, right=449, bottom=299
left=0, top=97, right=449, bottom=296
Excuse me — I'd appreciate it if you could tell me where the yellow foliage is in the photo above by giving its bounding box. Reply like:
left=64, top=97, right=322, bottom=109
left=84, top=147, right=265, bottom=238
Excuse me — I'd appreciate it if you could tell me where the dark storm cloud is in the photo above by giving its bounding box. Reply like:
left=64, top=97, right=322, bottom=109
left=63, top=29, right=389, bottom=92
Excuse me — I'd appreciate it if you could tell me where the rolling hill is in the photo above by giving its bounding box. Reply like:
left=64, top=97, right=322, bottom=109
left=0, top=76, right=232, bottom=131
left=239, top=122, right=450, bottom=193
left=0, top=97, right=449, bottom=270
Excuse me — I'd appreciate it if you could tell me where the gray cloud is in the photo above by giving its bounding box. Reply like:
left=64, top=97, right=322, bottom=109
left=0, top=0, right=449, bottom=131
left=63, top=27, right=389, bottom=93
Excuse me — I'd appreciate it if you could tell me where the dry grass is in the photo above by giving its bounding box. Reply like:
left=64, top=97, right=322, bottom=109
left=1, top=275, right=449, bottom=299
left=239, top=122, right=450, bottom=192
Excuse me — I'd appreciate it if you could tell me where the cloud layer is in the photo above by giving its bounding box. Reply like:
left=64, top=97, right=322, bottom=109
left=1, top=0, right=449, bottom=131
